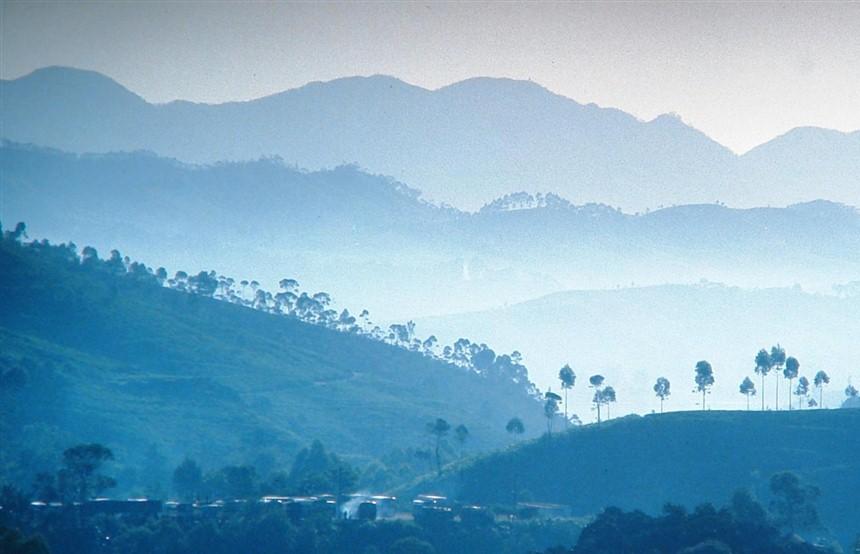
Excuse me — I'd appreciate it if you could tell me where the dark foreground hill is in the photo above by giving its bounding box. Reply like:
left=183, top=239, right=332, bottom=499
left=414, top=410, right=860, bottom=546
left=0, top=232, right=544, bottom=492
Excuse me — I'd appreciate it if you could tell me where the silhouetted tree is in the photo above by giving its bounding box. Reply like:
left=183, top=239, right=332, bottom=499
left=558, top=364, right=576, bottom=421
left=544, top=392, right=561, bottom=435
left=739, top=377, right=756, bottom=411
left=653, top=377, right=671, bottom=413
left=427, top=418, right=451, bottom=476
left=589, top=375, right=605, bottom=423
left=795, top=376, right=810, bottom=409
left=602, top=386, right=617, bottom=419
left=506, top=417, right=525, bottom=438
left=754, top=349, right=772, bottom=411
left=845, top=384, right=859, bottom=399
left=783, top=356, right=799, bottom=410
left=455, top=424, right=469, bottom=456
left=769, top=471, right=820, bottom=533
left=813, top=370, right=830, bottom=407
left=694, top=360, right=714, bottom=410
left=173, top=458, right=203, bottom=502
left=58, top=443, right=116, bottom=502
left=769, top=345, right=786, bottom=411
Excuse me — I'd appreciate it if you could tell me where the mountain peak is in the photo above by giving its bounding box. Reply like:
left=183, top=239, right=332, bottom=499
left=3, top=65, right=144, bottom=103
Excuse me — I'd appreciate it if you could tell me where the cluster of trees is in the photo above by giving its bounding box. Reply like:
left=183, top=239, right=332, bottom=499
left=553, top=482, right=833, bottom=554
left=424, top=419, right=470, bottom=476
left=29, top=444, right=117, bottom=503
left=542, top=367, right=617, bottom=431
left=551, top=347, right=856, bottom=423
left=172, top=440, right=359, bottom=502
left=21, top=440, right=361, bottom=506
left=0, top=222, right=539, bottom=399
left=743, top=345, right=839, bottom=410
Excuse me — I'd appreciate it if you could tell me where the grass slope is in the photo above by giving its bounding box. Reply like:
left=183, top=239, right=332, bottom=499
left=416, top=410, right=860, bottom=544
left=0, top=238, right=543, bottom=486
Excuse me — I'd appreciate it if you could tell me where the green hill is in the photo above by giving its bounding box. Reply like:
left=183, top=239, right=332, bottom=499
left=413, top=410, right=860, bottom=545
left=0, top=232, right=544, bottom=491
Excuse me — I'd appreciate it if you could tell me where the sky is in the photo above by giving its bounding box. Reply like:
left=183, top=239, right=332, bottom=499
left=1, top=1, right=859, bottom=153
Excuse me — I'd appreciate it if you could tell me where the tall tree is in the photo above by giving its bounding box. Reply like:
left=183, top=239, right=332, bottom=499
left=694, top=360, right=714, bottom=410
left=602, top=386, right=617, bottom=419
left=427, top=419, right=451, bottom=476
left=558, top=364, right=576, bottom=421
left=770, top=345, right=786, bottom=411
left=754, top=349, right=772, bottom=411
left=739, top=377, right=756, bottom=411
left=58, top=443, right=116, bottom=502
left=794, top=376, right=810, bottom=410
left=783, top=356, right=799, bottom=410
left=813, top=370, right=830, bottom=408
left=653, top=377, right=671, bottom=413
left=589, top=375, right=605, bottom=423
left=454, top=424, right=470, bottom=457
left=173, top=458, right=203, bottom=502
left=544, top=392, right=562, bottom=435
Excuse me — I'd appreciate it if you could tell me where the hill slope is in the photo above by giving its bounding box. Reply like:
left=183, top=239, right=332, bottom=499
left=0, top=233, right=544, bottom=491
left=3, top=67, right=859, bottom=210
left=417, top=410, right=860, bottom=545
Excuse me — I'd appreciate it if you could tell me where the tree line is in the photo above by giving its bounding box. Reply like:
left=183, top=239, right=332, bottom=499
left=0, top=222, right=539, bottom=399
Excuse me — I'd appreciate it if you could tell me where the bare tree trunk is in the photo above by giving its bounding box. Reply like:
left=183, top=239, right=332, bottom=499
left=775, top=373, right=779, bottom=411
left=788, top=378, right=793, bottom=410
left=702, top=389, right=706, bottom=410
left=660, top=397, right=664, bottom=414
left=564, top=388, right=568, bottom=421
left=761, top=375, right=766, bottom=411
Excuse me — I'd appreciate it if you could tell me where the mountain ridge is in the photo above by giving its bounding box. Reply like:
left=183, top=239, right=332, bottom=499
left=4, top=66, right=858, bottom=211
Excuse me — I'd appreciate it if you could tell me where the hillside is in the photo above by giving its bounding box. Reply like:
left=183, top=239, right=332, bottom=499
left=3, top=143, right=860, bottom=322
left=418, top=284, right=860, bottom=416
left=415, top=410, right=860, bottom=545
left=2, top=67, right=859, bottom=211
left=0, top=232, right=545, bottom=493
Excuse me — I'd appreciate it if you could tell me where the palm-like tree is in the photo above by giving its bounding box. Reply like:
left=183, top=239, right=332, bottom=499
left=754, top=349, right=772, bottom=411
left=783, top=356, right=799, bottom=410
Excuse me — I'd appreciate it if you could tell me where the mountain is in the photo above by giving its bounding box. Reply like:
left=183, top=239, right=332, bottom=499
left=416, top=283, right=860, bottom=416
left=3, top=67, right=858, bottom=211
left=3, top=143, right=860, bottom=323
left=0, top=232, right=545, bottom=493
left=411, top=410, right=860, bottom=547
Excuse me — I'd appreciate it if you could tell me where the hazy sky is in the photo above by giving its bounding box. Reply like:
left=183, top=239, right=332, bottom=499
left=2, top=1, right=859, bottom=153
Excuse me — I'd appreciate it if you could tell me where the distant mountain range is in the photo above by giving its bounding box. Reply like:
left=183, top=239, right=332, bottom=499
left=3, top=142, right=860, bottom=323
left=2, top=66, right=858, bottom=211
